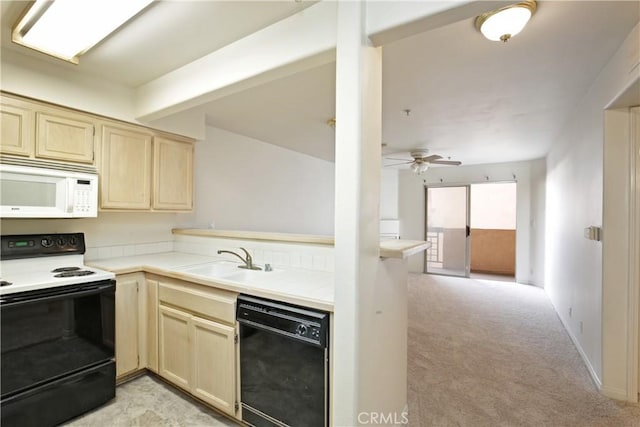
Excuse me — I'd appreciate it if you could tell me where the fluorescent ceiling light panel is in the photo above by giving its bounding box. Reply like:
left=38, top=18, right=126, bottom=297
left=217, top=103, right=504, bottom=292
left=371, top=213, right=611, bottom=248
left=13, top=0, right=153, bottom=64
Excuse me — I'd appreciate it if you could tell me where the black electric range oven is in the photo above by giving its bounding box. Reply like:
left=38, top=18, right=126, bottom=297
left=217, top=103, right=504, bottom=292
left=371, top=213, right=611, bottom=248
left=0, top=233, right=116, bottom=427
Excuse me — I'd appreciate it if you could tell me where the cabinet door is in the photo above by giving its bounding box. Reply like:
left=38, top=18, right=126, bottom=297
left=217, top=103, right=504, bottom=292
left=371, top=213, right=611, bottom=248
left=116, top=277, right=139, bottom=378
left=0, top=97, right=34, bottom=157
left=159, top=305, right=191, bottom=390
left=100, top=125, right=152, bottom=209
left=146, top=279, right=159, bottom=373
left=153, top=137, right=193, bottom=211
left=191, top=317, right=237, bottom=416
left=36, top=112, right=95, bottom=163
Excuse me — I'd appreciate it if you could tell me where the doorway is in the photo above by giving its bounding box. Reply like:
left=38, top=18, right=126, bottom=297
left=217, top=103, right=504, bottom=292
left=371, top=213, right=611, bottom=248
left=425, top=182, right=517, bottom=280
left=424, top=185, right=470, bottom=277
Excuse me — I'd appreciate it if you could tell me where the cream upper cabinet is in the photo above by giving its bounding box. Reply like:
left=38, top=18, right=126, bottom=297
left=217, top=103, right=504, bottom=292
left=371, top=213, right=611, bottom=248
left=36, top=111, right=95, bottom=164
left=0, top=95, right=34, bottom=157
left=153, top=137, right=194, bottom=211
left=100, top=124, right=153, bottom=210
left=99, top=128, right=194, bottom=212
left=0, top=92, right=194, bottom=212
left=1, top=93, right=95, bottom=164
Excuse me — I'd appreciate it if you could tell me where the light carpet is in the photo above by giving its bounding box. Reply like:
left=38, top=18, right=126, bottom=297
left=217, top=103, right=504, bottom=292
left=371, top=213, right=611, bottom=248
left=407, top=273, right=640, bottom=427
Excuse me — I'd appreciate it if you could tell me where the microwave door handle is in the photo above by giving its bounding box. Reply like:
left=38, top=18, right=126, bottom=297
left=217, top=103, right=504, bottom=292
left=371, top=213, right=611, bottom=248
left=66, top=179, right=75, bottom=213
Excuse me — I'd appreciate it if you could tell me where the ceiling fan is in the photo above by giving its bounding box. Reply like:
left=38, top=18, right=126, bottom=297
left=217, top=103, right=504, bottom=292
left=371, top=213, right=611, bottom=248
left=384, top=149, right=462, bottom=174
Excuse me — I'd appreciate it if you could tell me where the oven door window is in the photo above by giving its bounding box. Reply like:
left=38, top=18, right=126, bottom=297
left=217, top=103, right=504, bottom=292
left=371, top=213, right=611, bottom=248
left=0, top=285, right=115, bottom=399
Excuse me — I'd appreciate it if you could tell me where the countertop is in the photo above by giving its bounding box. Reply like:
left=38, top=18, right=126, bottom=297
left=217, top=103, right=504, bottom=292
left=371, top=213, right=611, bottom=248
left=87, top=252, right=335, bottom=312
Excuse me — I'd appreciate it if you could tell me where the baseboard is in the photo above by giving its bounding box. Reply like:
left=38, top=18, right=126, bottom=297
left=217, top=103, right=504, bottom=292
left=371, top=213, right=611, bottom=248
left=601, top=384, right=631, bottom=401
left=516, top=280, right=544, bottom=288
left=548, top=297, right=603, bottom=391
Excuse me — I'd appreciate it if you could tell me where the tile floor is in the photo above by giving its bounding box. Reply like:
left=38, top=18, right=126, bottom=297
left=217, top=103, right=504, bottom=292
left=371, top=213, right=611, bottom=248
left=64, top=375, right=237, bottom=427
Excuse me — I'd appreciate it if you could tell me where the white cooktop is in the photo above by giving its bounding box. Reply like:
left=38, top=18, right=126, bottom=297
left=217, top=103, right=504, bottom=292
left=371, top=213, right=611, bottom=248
left=0, top=254, right=115, bottom=296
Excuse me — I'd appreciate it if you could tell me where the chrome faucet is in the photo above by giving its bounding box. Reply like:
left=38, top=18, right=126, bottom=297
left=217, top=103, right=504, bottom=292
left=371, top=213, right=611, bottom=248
left=217, top=247, right=262, bottom=271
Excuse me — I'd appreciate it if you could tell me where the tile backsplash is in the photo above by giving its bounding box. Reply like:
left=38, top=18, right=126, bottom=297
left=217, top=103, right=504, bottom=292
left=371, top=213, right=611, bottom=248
left=85, top=241, right=173, bottom=261
left=173, top=235, right=335, bottom=272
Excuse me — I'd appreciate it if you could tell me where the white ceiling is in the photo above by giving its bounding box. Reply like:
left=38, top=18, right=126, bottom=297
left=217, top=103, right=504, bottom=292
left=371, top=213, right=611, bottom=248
left=0, top=1, right=316, bottom=86
left=1, top=1, right=638, bottom=166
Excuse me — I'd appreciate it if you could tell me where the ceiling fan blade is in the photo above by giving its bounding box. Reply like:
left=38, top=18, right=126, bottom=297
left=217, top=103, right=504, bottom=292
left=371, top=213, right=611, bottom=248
left=384, top=161, right=413, bottom=167
left=422, top=155, right=442, bottom=162
left=385, top=157, right=413, bottom=162
left=430, top=160, right=462, bottom=166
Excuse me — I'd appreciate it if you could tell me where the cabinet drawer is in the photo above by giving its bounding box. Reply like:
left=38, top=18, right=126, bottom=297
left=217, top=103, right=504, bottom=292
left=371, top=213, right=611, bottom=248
left=158, top=281, right=236, bottom=324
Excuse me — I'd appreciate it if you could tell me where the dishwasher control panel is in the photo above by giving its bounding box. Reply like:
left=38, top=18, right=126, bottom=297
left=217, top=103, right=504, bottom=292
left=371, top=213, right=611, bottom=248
left=236, top=294, right=329, bottom=348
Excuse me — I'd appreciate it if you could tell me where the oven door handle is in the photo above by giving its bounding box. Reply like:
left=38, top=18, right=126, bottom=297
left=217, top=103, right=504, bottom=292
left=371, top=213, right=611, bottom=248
left=0, top=283, right=114, bottom=307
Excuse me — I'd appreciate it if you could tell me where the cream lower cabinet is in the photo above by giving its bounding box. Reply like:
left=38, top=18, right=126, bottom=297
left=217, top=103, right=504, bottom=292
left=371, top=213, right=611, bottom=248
left=146, top=278, right=159, bottom=373
left=115, top=273, right=144, bottom=379
left=157, top=279, right=239, bottom=417
left=159, top=305, right=191, bottom=389
left=191, top=316, right=236, bottom=414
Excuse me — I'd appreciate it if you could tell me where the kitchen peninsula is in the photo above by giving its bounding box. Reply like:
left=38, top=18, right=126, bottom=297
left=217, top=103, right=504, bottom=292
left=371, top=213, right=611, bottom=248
left=87, top=229, right=429, bottom=424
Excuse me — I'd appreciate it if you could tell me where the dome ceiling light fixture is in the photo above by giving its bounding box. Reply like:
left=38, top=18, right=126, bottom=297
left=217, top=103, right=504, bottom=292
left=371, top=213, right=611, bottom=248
left=475, top=0, right=537, bottom=43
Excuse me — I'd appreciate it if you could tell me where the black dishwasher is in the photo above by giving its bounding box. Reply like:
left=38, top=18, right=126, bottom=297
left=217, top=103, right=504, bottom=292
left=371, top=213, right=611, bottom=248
left=237, top=295, right=329, bottom=427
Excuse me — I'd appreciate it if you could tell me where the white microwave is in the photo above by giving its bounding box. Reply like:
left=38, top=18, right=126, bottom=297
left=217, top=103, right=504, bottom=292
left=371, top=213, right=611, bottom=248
left=0, top=164, right=98, bottom=218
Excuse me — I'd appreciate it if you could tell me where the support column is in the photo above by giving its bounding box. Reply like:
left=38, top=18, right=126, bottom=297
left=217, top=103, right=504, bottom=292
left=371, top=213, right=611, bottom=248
left=332, top=0, right=385, bottom=425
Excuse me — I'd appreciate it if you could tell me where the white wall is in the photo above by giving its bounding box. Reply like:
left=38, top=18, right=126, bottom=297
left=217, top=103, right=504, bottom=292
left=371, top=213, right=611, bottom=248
left=0, top=49, right=203, bottom=138
left=398, top=159, right=546, bottom=285
left=546, top=21, right=640, bottom=393
left=180, top=126, right=336, bottom=236
left=380, top=168, right=399, bottom=219
left=1, top=49, right=137, bottom=123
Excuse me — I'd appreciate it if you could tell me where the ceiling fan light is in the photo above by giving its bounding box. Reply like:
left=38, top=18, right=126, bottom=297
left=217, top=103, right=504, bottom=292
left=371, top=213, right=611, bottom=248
left=418, top=163, right=429, bottom=174
left=410, top=162, right=420, bottom=173
left=476, top=1, right=536, bottom=42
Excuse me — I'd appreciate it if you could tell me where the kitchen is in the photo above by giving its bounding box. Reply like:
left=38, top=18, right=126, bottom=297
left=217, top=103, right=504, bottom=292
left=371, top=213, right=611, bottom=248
left=0, top=1, right=431, bottom=426
left=1, top=1, right=640, bottom=426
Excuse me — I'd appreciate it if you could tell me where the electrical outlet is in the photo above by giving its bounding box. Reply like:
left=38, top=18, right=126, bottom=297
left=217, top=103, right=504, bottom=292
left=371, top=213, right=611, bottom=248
left=569, top=307, right=572, bottom=317
left=579, top=321, right=583, bottom=334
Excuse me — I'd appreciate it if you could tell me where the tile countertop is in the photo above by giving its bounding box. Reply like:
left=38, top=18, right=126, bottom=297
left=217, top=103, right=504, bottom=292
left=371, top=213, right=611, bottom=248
left=87, top=252, right=335, bottom=312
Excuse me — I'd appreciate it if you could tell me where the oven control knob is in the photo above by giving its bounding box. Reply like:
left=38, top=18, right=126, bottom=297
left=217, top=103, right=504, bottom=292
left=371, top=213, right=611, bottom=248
left=69, top=236, right=78, bottom=246
left=41, top=238, right=54, bottom=248
left=295, top=324, right=308, bottom=336
left=56, top=238, right=66, bottom=247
